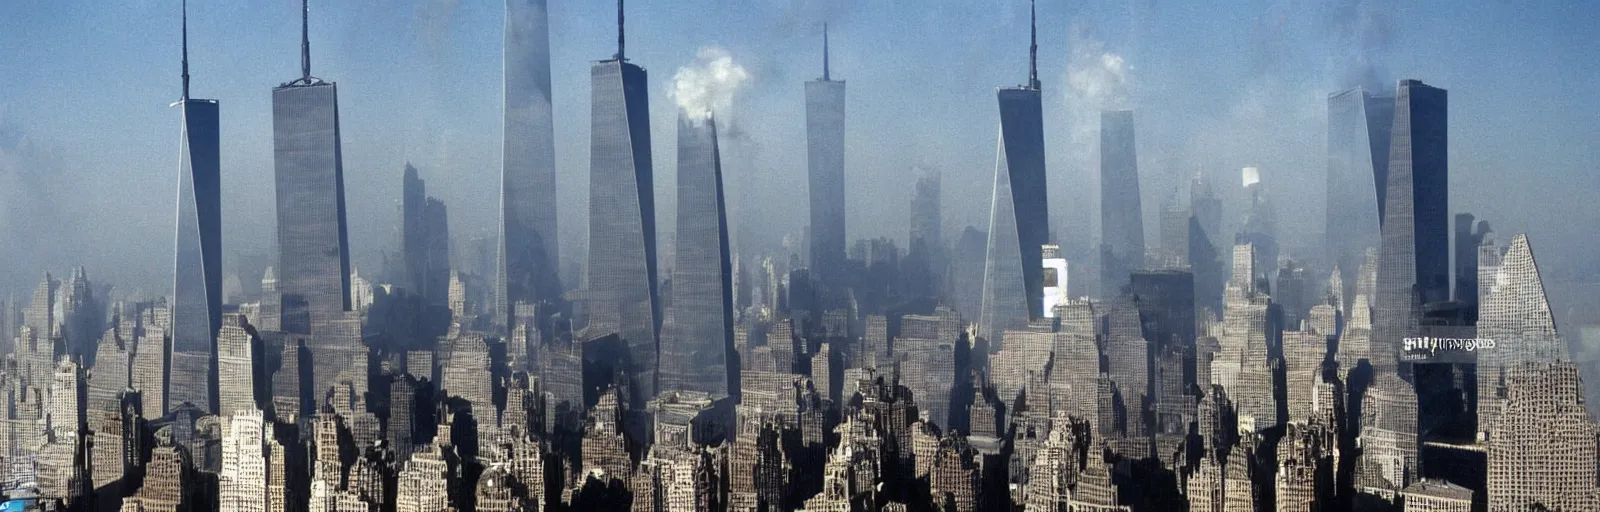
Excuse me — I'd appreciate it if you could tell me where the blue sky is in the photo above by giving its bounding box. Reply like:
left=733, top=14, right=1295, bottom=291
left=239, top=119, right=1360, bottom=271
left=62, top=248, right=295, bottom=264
left=1, top=0, right=1597, bottom=324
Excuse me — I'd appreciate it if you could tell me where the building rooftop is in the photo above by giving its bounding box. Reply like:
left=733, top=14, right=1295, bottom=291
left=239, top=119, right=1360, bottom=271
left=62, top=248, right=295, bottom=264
left=1401, top=479, right=1474, bottom=501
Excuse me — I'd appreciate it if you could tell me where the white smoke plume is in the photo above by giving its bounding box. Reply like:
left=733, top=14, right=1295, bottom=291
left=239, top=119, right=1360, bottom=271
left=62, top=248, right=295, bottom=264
left=1066, top=36, right=1134, bottom=111
left=1061, top=27, right=1136, bottom=155
left=670, top=46, right=752, bottom=124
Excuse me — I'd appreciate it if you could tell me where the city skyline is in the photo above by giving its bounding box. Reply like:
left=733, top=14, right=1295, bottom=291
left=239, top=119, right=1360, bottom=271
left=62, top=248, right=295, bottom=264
left=0, top=3, right=1599, bottom=509
left=4, top=2, right=1597, bottom=321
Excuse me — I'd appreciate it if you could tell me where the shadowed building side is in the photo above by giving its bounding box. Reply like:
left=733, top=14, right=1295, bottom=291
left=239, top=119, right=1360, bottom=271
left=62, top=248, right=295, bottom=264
left=499, top=0, right=563, bottom=332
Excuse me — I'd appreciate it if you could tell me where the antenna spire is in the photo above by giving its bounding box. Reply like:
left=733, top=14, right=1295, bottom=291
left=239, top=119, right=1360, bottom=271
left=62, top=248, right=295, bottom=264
left=300, top=0, right=311, bottom=79
left=823, top=23, right=831, bottom=81
left=1029, top=0, right=1040, bottom=90
left=181, top=0, right=190, bottom=99
left=615, top=0, right=626, bottom=61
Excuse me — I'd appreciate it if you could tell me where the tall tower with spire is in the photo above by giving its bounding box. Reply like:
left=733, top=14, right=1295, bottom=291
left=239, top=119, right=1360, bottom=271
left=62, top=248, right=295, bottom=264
left=980, top=0, right=1050, bottom=344
left=584, top=0, right=661, bottom=402
left=806, top=23, right=847, bottom=293
left=171, top=0, right=223, bottom=415
left=498, top=0, right=563, bottom=332
left=272, top=0, right=355, bottom=408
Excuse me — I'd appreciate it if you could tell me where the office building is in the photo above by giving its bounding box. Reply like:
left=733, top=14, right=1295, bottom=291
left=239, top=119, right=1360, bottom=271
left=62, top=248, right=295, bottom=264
left=171, top=3, right=223, bottom=415
left=806, top=24, right=847, bottom=288
left=1477, top=234, right=1568, bottom=437
left=401, top=164, right=451, bottom=306
left=659, top=113, right=734, bottom=398
left=1099, top=110, right=1144, bottom=298
left=498, top=0, right=563, bottom=330
left=1325, top=87, right=1393, bottom=305
left=1372, top=80, right=1449, bottom=373
left=216, top=314, right=259, bottom=419
left=981, top=2, right=1050, bottom=341
left=584, top=1, right=662, bottom=401
left=1486, top=362, right=1600, bottom=510
left=273, top=0, right=353, bottom=336
left=1041, top=245, right=1069, bottom=318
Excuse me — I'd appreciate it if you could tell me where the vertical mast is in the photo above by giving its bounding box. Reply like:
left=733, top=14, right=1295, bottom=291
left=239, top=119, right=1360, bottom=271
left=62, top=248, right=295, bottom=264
left=615, top=0, right=626, bottom=61
left=181, top=0, right=190, bottom=99
left=823, top=23, right=830, bottom=81
left=301, top=0, right=311, bottom=79
left=1029, top=0, right=1040, bottom=90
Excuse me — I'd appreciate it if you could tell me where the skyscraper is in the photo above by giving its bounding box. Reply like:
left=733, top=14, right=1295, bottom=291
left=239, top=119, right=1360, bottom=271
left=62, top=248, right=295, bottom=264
left=1452, top=213, right=1490, bottom=314
left=806, top=24, right=847, bottom=289
left=171, top=0, right=223, bottom=415
left=401, top=164, right=451, bottom=306
left=1099, top=109, right=1144, bottom=298
left=216, top=314, right=258, bottom=419
left=273, top=0, right=352, bottom=337
left=1373, top=79, right=1448, bottom=372
left=981, top=1, right=1049, bottom=342
left=273, top=1, right=361, bottom=407
left=909, top=167, right=942, bottom=263
left=498, top=0, right=563, bottom=331
left=1240, top=167, right=1278, bottom=282
left=658, top=113, right=733, bottom=398
left=1157, top=188, right=1188, bottom=269
left=1487, top=362, right=1599, bottom=511
left=1325, top=88, right=1393, bottom=307
left=585, top=1, right=661, bottom=401
left=1477, top=234, right=1567, bottom=438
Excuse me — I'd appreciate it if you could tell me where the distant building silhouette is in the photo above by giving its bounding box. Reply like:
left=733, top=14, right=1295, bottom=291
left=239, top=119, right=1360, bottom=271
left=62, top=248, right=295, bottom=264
left=1325, top=87, right=1393, bottom=310
left=498, top=0, right=563, bottom=331
left=1099, top=110, right=1145, bottom=299
left=806, top=25, right=847, bottom=290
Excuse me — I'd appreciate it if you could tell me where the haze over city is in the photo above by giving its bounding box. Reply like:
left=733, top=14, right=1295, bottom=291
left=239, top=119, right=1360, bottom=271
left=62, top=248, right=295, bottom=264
left=1, top=1, right=1598, bottom=511
left=3, top=1, right=1596, bottom=316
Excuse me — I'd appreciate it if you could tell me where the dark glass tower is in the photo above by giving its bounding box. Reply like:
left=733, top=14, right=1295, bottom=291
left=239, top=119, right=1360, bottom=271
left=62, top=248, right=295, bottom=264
left=806, top=24, right=847, bottom=289
left=585, top=2, right=660, bottom=401
left=659, top=113, right=733, bottom=398
left=1325, top=87, right=1394, bottom=309
left=1099, top=109, right=1144, bottom=298
left=1373, top=79, right=1448, bottom=372
left=171, top=0, right=222, bottom=414
left=499, top=0, right=562, bottom=331
left=273, top=0, right=356, bottom=401
left=981, top=1, right=1048, bottom=342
